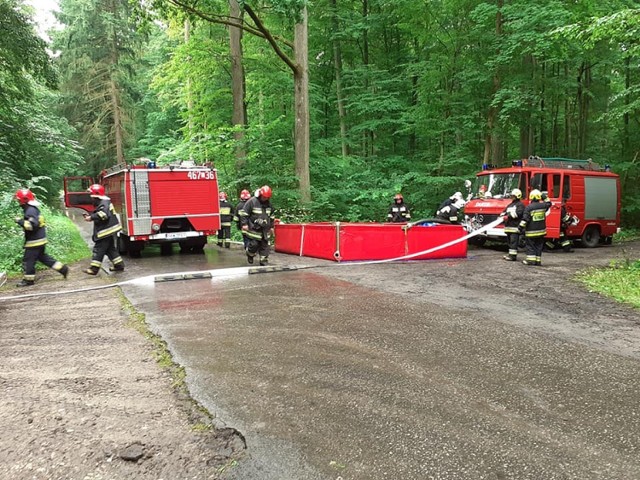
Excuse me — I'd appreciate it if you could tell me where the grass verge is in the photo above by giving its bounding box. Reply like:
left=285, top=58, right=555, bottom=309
left=576, top=259, right=640, bottom=309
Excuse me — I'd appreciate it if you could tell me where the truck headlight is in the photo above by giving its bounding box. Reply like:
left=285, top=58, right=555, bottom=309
left=152, top=223, right=160, bottom=232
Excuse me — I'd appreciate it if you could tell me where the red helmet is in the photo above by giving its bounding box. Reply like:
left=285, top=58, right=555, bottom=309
left=219, top=192, right=228, bottom=201
left=394, top=193, right=403, bottom=201
left=259, top=185, right=272, bottom=199
left=87, top=184, right=105, bottom=196
left=240, top=189, right=251, bottom=201
left=15, top=188, right=35, bottom=205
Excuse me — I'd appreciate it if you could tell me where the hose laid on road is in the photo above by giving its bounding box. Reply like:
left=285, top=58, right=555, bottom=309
left=0, top=218, right=502, bottom=302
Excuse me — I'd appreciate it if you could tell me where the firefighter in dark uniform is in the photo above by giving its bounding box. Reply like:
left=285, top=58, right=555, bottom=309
left=519, top=189, right=551, bottom=266
left=435, top=198, right=465, bottom=224
left=14, top=188, right=69, bottom=287
left=233, top=189, right=252, bottom=250
left=239, top=185, right=274, bottom=266
left=546, top=204, right=574, bottom=252
left=83, top=184, right=125, bottom=275
left=502, top=188, right=525, bottom=261
left=217, top=192, right=233, bottom=248
left=387, top=193, right=411, bottom=222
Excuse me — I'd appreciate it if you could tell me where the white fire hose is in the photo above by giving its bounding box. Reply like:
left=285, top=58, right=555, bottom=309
left=0, top=218, right=502, bottom=302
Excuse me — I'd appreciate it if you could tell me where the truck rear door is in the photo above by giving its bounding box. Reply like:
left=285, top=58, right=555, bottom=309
left=63, top=176, right=94, bottom=212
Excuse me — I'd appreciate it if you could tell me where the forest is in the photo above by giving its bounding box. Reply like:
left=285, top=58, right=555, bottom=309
left=1, top=0, right=639, bottom=224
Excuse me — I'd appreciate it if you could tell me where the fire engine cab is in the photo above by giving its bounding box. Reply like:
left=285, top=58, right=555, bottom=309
left=64, top=160, right=221, bottom=256
left=462, top=156, right=621, bottom=247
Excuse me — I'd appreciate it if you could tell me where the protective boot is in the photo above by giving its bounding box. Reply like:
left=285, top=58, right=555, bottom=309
left=16, top=279, right=35, bottom=287
left=60, top=265, right=69, bottom=279
left=259, top=256, right=268, bottom=266
left=246, top=254, right=254, bottom=264
left=84, top=267, right=99, bottom=275
left=503, top=255, right=516, bottom=261
left=109, top=265, right=125, bottom=272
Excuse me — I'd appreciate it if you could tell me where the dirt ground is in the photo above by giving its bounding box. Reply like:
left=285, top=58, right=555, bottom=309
left=0, top=238, right=639, bottom=480
left=0, top=267, right=246, bottom=480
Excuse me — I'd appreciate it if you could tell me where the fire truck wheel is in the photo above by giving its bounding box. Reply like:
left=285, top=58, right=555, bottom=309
left=580, top=225, right=601, bottom=248
left=117, top=235, right=129, bottom=255
left=128, top=240, right=144, bottom=258
left=469, top=237, right=486, bottom=247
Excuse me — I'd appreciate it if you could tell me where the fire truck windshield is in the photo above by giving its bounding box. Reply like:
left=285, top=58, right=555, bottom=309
left=472, top=172, right=523, bottom=199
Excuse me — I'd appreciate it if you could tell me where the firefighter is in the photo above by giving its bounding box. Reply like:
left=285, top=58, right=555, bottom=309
left=13, top=188, right=69, bottom=287
left=519, top=189, right=551, bottom=266
left=436, top=191, right=463, bottom=216
left=435, top=198, right=465, bottom=224
left=239, top=185, right=274, bottom=266
left=217, top=192, right=232, bottom=248
left=233, top=189, right=252, bottom=250
left=546, top=204, right=575, bottom=252
left=387, top=193, right=411, bottom=223
left=83, top=184, right=125, bottom=275
left=502, top=188, right=525, bottom=261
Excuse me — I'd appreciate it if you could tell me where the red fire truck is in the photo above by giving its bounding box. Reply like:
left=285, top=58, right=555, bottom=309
left=64, top=161, right=221, bottom=256
left=462, top=156, right=621, bottom=247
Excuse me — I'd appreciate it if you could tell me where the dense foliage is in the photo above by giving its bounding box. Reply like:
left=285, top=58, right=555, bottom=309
left=1, top=0, right=639, bottom=224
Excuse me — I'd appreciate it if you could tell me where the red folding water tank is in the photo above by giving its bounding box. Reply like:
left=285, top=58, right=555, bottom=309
left=275, top=222, right=467, bottom=262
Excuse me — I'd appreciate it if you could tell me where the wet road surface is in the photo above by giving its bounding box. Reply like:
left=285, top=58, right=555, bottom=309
left=115, top=242, right=640, bottom=480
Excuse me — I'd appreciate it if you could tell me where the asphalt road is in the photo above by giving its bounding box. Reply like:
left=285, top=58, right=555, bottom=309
left=114, top=239, right=640, bottom=480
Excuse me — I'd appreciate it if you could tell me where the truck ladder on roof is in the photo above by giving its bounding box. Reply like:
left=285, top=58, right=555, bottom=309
left=524, top=155, right=604, bottom=171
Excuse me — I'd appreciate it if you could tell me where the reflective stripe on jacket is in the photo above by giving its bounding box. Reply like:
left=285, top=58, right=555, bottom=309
left=17, top=205, right=47, bottom=248
left=219, top=199, right=233, bottom=226
left=90, top=198, right=122, bottom=241
left=503, top=200, right=524, bottom=234
left=239, top=197, right=274, bottom=240
left=519, top=200, right=550, bottom=237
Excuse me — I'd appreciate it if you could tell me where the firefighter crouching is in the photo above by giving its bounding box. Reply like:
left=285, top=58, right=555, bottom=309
left=546, top=204, right=575, bottom=252
left=233, top=189, right=252, bottom=250
left=519, top=189, right=551, bottom=266
left=83, top=184, right=125, bottom=275
left=217, top=192, right=232, bottom=248
left=435, top=198, right=465, bottom=224
left=502, top=188, right=525, bottom=261
left=14, top=188, right=69, bottom=287
left=239, top=185, right=274, bottom=266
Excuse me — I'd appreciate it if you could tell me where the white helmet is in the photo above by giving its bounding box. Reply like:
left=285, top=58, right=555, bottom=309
left=511, top=188, right=522, bottom=199
left=450, top=191, right=463, bottom=201
left=453, top=199, right=466, bottom=209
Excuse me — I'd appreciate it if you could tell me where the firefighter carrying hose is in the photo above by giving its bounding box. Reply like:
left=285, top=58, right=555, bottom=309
left=502, top=188, right=525, bottom=261
left=233, top=189, right=252, bottom=249
left=239, top=185, right=274, bottom=266
left=387, top=193, right=411, bottom=223
left=14, top=188, right=69, bottom=287
left=83, top=184, right=125, bottom=275
left=519, top=189, right=551, bottom=266
left=217, top=192, right=232, bottom=248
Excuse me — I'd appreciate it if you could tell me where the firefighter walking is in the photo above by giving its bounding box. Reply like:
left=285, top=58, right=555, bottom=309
left=519, top=189, right=550, bottom=266
left=502, top=188, right=525, bottom=261
left=233, top=189, right=252, bottom=250
left=217, top=192, right=232, bottom=248
left=14, top=188, right=69, bottom=287
left=239, top=185, right=274, bottom=266
left=83, top=184, right=125, bottom=275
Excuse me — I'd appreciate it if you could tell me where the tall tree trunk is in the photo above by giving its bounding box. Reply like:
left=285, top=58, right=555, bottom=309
left=294, top=6, right=311, bottom=203
left=484, top=0, right=503, bottom=165
left=185, top=19, right=194, bottom=137
left=229, top=0, right=247, bottom=169
left=577, top=61, right=591, bottom=157
left=362, top=0, right=372, bottom=157
left=331, top=0, right=348, bottom=158
left=108, top=0, right=124, bottom=165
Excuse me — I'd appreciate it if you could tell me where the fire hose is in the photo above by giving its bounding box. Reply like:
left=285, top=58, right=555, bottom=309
left=0, top=218, right=503, bottom=302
